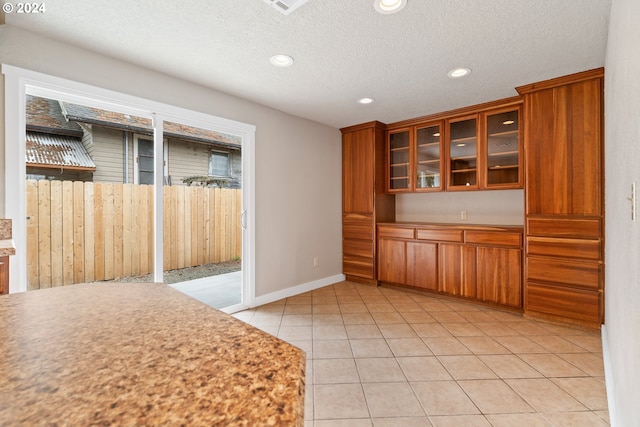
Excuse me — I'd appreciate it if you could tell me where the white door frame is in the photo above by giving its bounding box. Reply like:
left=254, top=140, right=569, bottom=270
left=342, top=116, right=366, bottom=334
left=2, top=64, right=256, bottom=309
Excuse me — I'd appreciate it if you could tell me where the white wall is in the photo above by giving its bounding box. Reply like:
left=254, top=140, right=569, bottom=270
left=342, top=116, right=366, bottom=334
left=603, top=0, right=640, bottom=424
left=396, top=190, right=524, bottom=225
left=0, top=25, right=343, bottom=298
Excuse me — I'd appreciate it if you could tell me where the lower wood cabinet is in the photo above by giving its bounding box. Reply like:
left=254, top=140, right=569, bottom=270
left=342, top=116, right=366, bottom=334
left=0, top=256, right=8, bottom=295
left=377, top=223, right=523, bottom=309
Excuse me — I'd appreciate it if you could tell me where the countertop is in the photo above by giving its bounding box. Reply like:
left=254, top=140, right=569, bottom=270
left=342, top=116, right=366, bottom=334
left=0, top=283, right=305, bottom=426
left=377, top=221, right=524, bottom=231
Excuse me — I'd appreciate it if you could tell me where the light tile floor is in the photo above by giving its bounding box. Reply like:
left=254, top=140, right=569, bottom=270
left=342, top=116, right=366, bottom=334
left=232, top=281, right=609, bottom=427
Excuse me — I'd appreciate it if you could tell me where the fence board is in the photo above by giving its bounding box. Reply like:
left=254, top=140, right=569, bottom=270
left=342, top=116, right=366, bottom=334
left=26, top=180, right=241, bottom=288
left=26, top=180, right=39, bottom=290
left=73, top=181, right=85, bottom=284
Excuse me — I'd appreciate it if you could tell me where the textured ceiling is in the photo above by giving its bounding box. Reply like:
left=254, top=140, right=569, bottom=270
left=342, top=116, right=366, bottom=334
left=5, top=0, right=611, bottom=129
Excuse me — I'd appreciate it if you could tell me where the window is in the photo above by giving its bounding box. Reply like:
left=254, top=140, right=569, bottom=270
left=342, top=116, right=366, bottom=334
left=209, top=151, right=229, bottom=177
left=137, top=138, right=154, bottom=184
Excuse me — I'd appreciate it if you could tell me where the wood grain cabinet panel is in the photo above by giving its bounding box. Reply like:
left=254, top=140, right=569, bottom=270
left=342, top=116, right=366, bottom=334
left=477, top=247, right=522, bottom=307
left=416, top=228, right=463, bottom=242
left=407, top=241, right=438, bottom=291
left=527, top=217, right=601, bottom=239
left=465, top=230, right=521, bottom=247
left=526, top=237, right=601, bottom=260
left=0, top=256, right=8, bottom=295
left=378, top=239, right=407, bottom=285
left=526, top=256, right=600, bottom=289
left=378, top=225, right=415, bottom=240
left=343, top=214, right=374, bottom=240
left=438, top=243, right=477, bottom=298
left=526, top=282, right=601, bottom=324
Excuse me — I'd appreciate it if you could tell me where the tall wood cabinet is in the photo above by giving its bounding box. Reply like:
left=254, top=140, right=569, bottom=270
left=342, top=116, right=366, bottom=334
left=341, top=122, right=395, bottom=284
left=517, top=68, right=604, bottom=327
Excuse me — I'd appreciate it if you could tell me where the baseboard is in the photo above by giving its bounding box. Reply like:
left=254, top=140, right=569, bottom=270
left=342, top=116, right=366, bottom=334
left=601, top=324, right=618, bottom=427
left=250, top=274, right=346, bottom=307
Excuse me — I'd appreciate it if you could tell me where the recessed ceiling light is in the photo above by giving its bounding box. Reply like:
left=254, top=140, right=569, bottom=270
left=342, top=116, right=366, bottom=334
left=457, top=143, right=466, bottom=147
left=433, top=132, right=440, bottom=137
left=502, top=120, right=515, bottom=125
left=358, top=97, right=375, bottom=104
left=374, top=0, right=407, bottom=14
left=447, top=67, right=471, bottom=78
left=269, top=54, right=294, bottom=67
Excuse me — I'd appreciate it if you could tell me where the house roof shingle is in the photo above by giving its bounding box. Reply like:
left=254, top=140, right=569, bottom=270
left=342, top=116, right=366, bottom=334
left=26, top=95, right=84, bottom=137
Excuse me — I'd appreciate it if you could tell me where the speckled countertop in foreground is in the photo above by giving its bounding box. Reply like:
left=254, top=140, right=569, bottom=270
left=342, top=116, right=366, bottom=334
left=0, top=283, right=305, bottom=426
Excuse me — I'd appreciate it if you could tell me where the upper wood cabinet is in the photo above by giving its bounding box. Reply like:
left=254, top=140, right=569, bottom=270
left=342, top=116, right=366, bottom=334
left=386, top=98, right=522, bottom=193
left=386, top=122, right=444, bottom=193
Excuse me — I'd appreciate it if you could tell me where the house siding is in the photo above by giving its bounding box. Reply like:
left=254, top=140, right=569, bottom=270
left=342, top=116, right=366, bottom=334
left=91, top=126, right=125, bottom=183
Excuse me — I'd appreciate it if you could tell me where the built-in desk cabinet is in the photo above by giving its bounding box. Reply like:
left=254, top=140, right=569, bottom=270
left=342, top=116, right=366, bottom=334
left=378, top=223, right=523, bottom=309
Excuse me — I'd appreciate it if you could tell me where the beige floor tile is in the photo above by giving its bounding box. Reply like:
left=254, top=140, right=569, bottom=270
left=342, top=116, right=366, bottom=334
left=429, top=311, right=468, bottom=323
left=593, top=410, right=610, bottom=423
left=361, top=296, right=390, bottom=304
left=489, top=311, right=527, bottom=322
left=563, top=334, right=603, bottom=352
left=411, top=381, right=480, bottom=416
left=557, top=353, right=605, bottom=376
left=356, top=358, right=406, bottom=383
left=384, top=294, right=417, bottom=304
left=386, top=338, right=433, bottom=357
left=250, top=312, right=283, bottom=326
left=314, top=325, right=349, bottom=340
left=458, top=336, right=510, bottom=354
left=531, top=335, right=590, bottom=353
left=509, top=321, right=552, bottom=336
left=313, top=314, right=345, bottom=325
left=305, top=382, right=314, bottom=420
left=350, top=339, right=394, bottom=358
left=278, top=325, right=313, bottom=341
left=471, top=322, right=519, bottom=337
left=256, top=303, right=286, bottom=312
left=438, top=355, right=497, bottom=380
left=281, top=314, right=313, bottom=326
left=411, top=323, right=452, bottom=338
left=251, top=324, right=279, bottom=336
left=422, top=337, right=471, bottom=355
left=518, top=354, right=588, bottom=377
left=284, top=304, right=313, bottom=315
left=339, top=303, right=370, bottom=314
left=342, top=313, right=376, bottom=325
left=551, top=377, right=609, bottom=410
left=428, top=415, right=491, bottom=427
left=419, top=302, right=453, bottom=312
left=397, top=356, right=452, bottom=381
left=286, top=295, right=312, bottom=305
left=441, top=322, right=485, bottom=337
left=366, top=303, right=397, bottom=313
left=314, top=296, right=339, bottom=305
left=346, top=324, right=383, bottom=339
left=458, top=379, right=534, bottom=414
left=313, top=288, right=337, bottom=297
left=459, top=311, right=498, bottom=323
left=485, top=413, right=553, bottom=426
left=400, top=311, right=437, bottom=324
left=315, top=419, right=373, bottom=427
left=541, top=411, right=610, bottom=426
left=314, top=358, right=360, bottom=384
left=494, top=335, right=547, bottom=353
left=479, top=354, right=543, bottom=379
left=363, top=382, right=426, bottom=418
left=371, top=311, right=407, bottom=324
left=372, top=416, right=433, bottom=427
left=314, top=339, right=353, bottom=359
left=231, top=310, right=254, bottom=322
left=378, top=323, right=418, bottom=339
left=506, top=378, right=587, bottom=412
left=314, top=305, right=342, bottom=314
left=391, top=302, right=425, bottom=312
left=336, top=295, right=365, bottom=304
left=314, top=383, right=370, bottom=419
left=289, top=340, right=313, bottom=359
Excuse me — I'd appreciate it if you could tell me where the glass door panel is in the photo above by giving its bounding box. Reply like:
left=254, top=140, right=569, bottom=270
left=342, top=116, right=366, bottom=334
left=449, top=118, right=477, bottom=188
left=388, top=130, right=410, bottom=191
left=415, top=124, right=441, bottom=190
left=486, top=109, right=520, bottom=186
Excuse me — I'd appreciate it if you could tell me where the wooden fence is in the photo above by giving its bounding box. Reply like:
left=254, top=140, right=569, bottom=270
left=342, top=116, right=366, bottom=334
left=26, top=180, right=241, bottom=290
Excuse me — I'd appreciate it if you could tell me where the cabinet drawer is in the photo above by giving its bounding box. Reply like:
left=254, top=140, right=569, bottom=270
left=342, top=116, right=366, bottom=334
left=343, top=258, right=374, bottom=279
left=526, top=256, right=600, bottom=289
left=378, top=225, right=415, bottom=239
left=344, top=213, right=374, bottom=240
left=416, top=228, right=463, bottom=242
left=343, top=239, right=374, bottom=259
left=526, top=282, right=600, bottom=324
left=465, top=230, right=522, bottom=247
left=527, top=237, right=601, bottom=260
left=527, top=217, right=600, bottom=239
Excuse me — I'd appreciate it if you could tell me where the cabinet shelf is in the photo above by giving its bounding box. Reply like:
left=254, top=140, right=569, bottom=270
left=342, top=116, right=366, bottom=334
left=418, top=142, right=440, bottom=148
left=451, top=155, right=477, bottom=161
left=450, top=136, right=477, bottom=143
left=489, top=165, right=518, bottom=170
left=418, top=159, right=439, bottom=164
left=488, top=130, right=518, bottom=138
left=488, top=150, right=519, bottom=156
left=390, top=147, right=409, bottom=152
left=391, top=162, right=409, bottom=167
left=391, top=176, right=409, bottom=180
left=452, top=168, right=477, bottom=173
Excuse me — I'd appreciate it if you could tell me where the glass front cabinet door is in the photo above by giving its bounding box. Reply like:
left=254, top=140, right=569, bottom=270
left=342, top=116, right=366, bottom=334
left=447, top=116, right=478, bottom=190
left=387, top=128, right=411, bottom=192
left=415, top=122, right=443, bottom=191
left=483, top=107, right=522, bottom=188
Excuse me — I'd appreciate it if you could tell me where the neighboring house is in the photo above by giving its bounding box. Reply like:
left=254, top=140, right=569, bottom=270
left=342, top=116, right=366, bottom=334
left=25, top=95, right=242, bottom=188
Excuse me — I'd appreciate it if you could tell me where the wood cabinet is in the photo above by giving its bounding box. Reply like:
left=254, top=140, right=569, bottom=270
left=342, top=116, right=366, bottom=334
left=385, top=98, right=522, bottom=193
left=0, top=256, right=8, bottom=295
left=341, top=122, right=395, bottom=283
left=377, top=223, right=523, bottom=308
left=386, top=122, right=444, bottom=193
left=517, top=68, right=604, bottom=327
